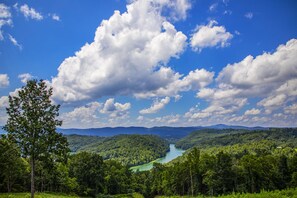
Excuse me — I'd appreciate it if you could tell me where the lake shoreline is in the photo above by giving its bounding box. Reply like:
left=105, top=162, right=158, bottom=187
left=130, top=144, right=185, bottom=172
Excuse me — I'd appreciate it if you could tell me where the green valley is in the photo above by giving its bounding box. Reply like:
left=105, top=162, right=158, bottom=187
left=68, top=134, right=169, bottom=166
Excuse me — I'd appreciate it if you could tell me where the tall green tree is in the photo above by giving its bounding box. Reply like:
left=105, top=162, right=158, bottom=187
left=69, top=152, right=105, bottom=197
left=3, top=79, right=69, bottom=198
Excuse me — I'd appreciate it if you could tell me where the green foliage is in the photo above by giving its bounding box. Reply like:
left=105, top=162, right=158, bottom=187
left=4, top=80, right=69, bottom=161
left=135, top=128, right=297, bottom=197
left=0, top=192, right=79, bottom=197
left=155, top=188, right=297, bottom=197
left=3, top=80, right=69, bottom=198
left=0, top=136, right=29, bottom=192
left=176, top=128, right=297, bottom=150
left=77, top=134, right=169, bottom=166
left=104, top=160, right=132, bottom=195
left=65, top=135, right=105, bottom=153
left=176, top=129, right=249, bottom=150
left=1, top=127, right=297, bottom=197
left=69, top=152, right=104, bottom=197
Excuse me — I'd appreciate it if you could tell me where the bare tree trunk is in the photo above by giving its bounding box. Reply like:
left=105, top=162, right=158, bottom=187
left=31, top=157, right=35, bottom=198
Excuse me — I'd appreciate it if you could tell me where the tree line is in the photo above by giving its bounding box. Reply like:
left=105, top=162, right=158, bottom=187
left=2, top=136, right=297, bottom=197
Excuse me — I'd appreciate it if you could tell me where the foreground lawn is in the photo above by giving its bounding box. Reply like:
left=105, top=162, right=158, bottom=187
left=0, top=192, right=79, bottom=198
left=156, top=188, right=297, bottom=198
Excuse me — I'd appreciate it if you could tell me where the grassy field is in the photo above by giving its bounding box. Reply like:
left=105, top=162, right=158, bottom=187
left=0, top=192, right=79, bottom=198
left=156, top=188, right=297, bottom=198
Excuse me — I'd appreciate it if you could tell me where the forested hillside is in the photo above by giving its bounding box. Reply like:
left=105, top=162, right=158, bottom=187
left=66, top=135, right=105, bottom=152
left=132, top=128, right=297, bottom=196
left=175, top=128, right=249, bottom=149
left=76, top=134, right=169, bottom=166
left=176, top=128, right=297, bottom=150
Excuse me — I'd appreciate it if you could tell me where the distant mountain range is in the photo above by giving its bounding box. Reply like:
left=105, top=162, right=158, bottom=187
left=58, top=124, right=266, bottom=141
left=0, top=124, right=267, bottom=140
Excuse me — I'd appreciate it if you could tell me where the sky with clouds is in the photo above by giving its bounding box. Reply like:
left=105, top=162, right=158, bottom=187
left=0, top=0, right=297, bottom=128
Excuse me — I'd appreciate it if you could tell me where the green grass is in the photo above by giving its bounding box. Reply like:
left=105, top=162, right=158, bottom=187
left=0, top=192, right=79, bottom=198
left=156, top=188, right=297, bottom=198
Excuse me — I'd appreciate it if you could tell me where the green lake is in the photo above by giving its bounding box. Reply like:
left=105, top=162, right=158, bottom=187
left=130, top=144, right=185, bottom=172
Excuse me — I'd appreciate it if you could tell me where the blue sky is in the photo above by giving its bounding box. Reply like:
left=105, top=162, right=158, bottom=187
left=0, top=0, right=297, bottom=128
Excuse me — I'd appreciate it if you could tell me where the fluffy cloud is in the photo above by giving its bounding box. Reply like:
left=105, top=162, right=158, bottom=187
left=190, top=20, right=233, bottom=52
left=0, top=88, right=21, bottom=125
left=140, top=96, right=170, bottom=114
left=0, top=3, right=12, bottom=40
left=135, top=68, right=214, bottom=98
left=0, top=4, right=11, bottom=18
left=0, top=74, right=9, bottom=87
left=163, top=0, right=191, bottom=21
left=197, top=38, right=297, bottom=116
left=100, top=98, right=131, bottom=118
left=60, top=102, right=102, bottom=128
left=17, top=4, right=43, bottom=20
left=8, top=34, right=22, bottom=50
left=18, top=73, right=33, bottom=84
left=60, top=98, right=131, bottom=128
left=0, top=95, right=8, bottom=108
left=52, top=0, right=194, bottom=103
left=186, top=97, right=247, bottom=120
left=244, top=108, right=261, bottom=116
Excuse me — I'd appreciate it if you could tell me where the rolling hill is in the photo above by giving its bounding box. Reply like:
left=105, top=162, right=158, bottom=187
left=73, top=134, right=169, bottom=166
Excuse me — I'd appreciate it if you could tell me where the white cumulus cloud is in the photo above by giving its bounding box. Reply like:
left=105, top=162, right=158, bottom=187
left=135, top=68, right=214, bottom=98
left=51, top=0, right=192, bottom=103
left=0, top=74, right=9, bottom=87
left=60, top=98, right=131, bottom=128
left=100, top=98, right=131, bottom=118
left=60, top=102, right=102, bottom=128
left=18, top=73, right=33, bottom=84
left=140, top=97, right=170, bottom=114
left=190, top=20, right=233, bottom=52
left=196, top=38, right=297, bottom=117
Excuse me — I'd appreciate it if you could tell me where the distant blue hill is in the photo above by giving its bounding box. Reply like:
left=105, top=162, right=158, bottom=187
left=57, top=125, right=267, bottom=140
left=0, top=125, right=267, bottom=140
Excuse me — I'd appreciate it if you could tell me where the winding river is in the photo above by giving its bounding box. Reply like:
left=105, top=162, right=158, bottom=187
left=130, top=144, right=185, bottom=172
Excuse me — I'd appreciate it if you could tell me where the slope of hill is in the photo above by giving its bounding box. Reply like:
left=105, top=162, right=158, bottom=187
left=175, top=128, right=250, bottom=149
left=76, top=134, right=169, bottom=166
left=65, top=134, right=105, bottom=152
left=176, top=128, right=297, bottom=150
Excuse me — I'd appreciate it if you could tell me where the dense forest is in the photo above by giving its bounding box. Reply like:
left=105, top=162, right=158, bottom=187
left=69, top=134, right=169, bottom=166
left=175, top=128, right=251, bottom=149
left=66, top=135, right=106, bottom=153
left=1, top=128, right=297, bottom=197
